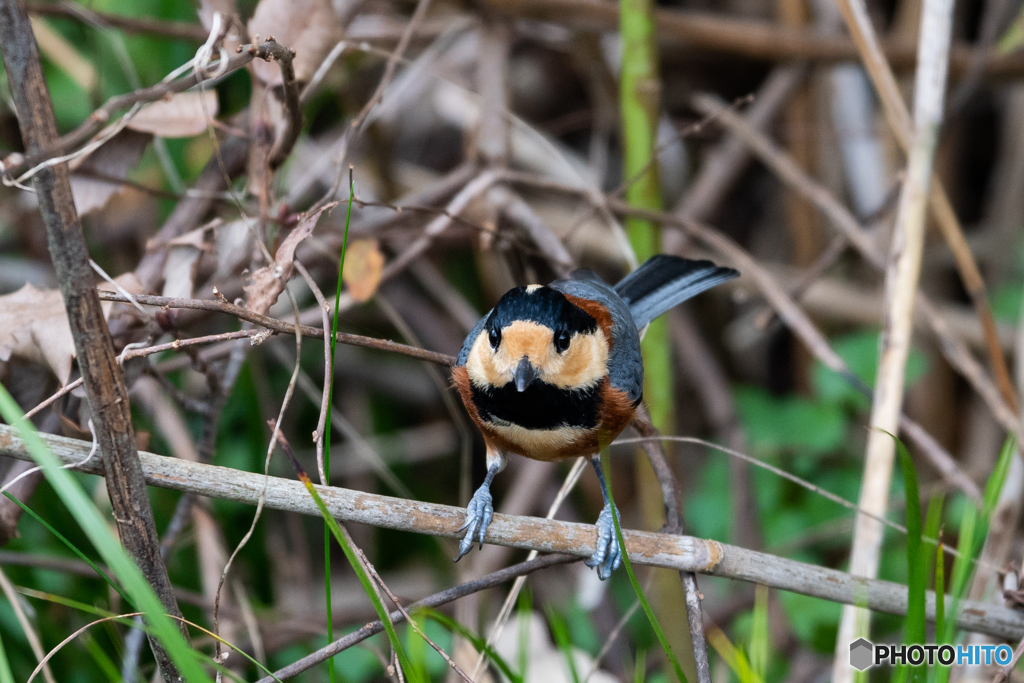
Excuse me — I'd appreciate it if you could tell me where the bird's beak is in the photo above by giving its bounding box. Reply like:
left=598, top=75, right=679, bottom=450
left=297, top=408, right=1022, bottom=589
left=513, top=356, right=538, bottom=392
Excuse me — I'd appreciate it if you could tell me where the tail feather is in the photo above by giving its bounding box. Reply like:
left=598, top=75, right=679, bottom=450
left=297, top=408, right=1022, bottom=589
left=615, top=255, right=738, bottom=327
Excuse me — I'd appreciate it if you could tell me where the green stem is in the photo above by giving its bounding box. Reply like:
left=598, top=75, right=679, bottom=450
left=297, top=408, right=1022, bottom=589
left=323, top=170, right=355, bottom=681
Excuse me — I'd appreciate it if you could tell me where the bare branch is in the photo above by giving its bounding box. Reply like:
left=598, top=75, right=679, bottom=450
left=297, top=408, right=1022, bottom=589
left=2, top=426, right=1021, bottom=644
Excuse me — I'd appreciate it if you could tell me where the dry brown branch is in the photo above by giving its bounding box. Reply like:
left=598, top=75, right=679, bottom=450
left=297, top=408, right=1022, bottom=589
left=1, top=426, right=1022, bottom=643
left=833, top=0, right=1019, bottom=418
left=1, top=39, right=290, bottom=182
left=258, top=554, right=579, bottom=682
left=689, top=94, right=1024, bottom=449
left=96, top=291, right=456, bottom=366
left=479, top=0, right=1024, bottom=76
left=0, top=1, right=188, bottom=677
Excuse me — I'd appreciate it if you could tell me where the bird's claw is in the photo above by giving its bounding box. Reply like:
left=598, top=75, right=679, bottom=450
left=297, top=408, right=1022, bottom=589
left=585, top=503, right=623, bottom=580
left=454, top=483, right=493, bottom=561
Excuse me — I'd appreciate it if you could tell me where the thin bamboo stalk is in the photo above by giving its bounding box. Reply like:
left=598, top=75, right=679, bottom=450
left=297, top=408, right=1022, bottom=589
left=832, top=0, right=956, bottom=678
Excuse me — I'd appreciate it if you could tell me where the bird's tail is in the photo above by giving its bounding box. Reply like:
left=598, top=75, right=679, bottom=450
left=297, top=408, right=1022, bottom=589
left=615, top=255, right=738, bottom=328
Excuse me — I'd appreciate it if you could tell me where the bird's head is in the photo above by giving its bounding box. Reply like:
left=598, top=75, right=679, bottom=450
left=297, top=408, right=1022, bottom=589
left=465, top=285, right=609, bottom=393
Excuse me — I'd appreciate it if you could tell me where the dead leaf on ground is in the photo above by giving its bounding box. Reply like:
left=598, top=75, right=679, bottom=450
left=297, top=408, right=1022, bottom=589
left=244, top=206, right=334, bottom=315
left=127, top=91, right=219, bottom=138
left=70, top=129, right=151, bottom=216
left=0, top=275, right=142, bottom=385
left=343, top=239, right=384, bottom=303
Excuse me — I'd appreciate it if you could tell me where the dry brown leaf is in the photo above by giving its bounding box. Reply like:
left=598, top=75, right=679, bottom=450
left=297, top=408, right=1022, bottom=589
left=126, top=91, right=219, bottom=138
left=247, top=0, right=342, bottom=86
left=70, top=129, right=151, bottom=216
left=342, top=239, right=384, bottom=303
left=244, top=207, right=330, bottom=315
left=0, top=275, right=141, bottom=385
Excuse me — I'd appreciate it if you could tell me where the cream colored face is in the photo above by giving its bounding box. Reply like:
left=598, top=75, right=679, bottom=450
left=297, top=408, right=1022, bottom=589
left=466, top=319, right=609, bottom=391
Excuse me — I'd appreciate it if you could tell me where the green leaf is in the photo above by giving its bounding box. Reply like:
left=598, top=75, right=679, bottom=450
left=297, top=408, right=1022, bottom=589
left=891, top=432, right=924, bottom=683
left=749, top=584, right=769, bottom=682
left=813, top=331, right=928, bottom=408
left=0, top=383, right=212, bottom=682
left=423, top=608, right=523, bottom=683
left=3, top=493, right=129, bottom=605
left=734, top=386, right=846, bottom=452
left=546, top=606, right=581, bottom=683
left=296, top=475, right=421, bottom=683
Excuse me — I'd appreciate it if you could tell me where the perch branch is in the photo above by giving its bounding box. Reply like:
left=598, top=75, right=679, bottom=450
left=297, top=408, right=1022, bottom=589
left=1, top=426, right=1022, bottom=643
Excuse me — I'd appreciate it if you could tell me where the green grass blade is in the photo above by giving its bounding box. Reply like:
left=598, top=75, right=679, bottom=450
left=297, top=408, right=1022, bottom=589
left=323, top=169, right=355, bottom=683
left=706, top=627, right=763, bottom=683
left=3, top=493, right=129, bottom=604
left=601, top=448, right=689, bottom=683
left=0, top=383, right=212, bottom=683
left=297, top=474, right=420, bottom=683
left=518, top=586, right=532, bottom=682
left=749, top=584, right=769, bottom=682
left=934, top=540, right=945, bottom=642
left=891, top=434, right=925, bottom=683
left=983, top=436, right=1016, bottom=519
left=81, top=633, right=122, bottom=683
left=0, top=628, right=15, bottom=683
left=922, top=494, right=944, bottom=586
left=423, top=609, right=523, bottom=683
left=546, top=606, right=581, bottom=683
left=634, top=649, right=647, bottom=683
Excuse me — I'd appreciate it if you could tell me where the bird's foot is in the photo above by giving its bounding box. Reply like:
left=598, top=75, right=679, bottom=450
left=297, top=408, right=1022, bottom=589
left=584, top=502, right=623, bottom=580
left=454, top=483, right=493, bottom=561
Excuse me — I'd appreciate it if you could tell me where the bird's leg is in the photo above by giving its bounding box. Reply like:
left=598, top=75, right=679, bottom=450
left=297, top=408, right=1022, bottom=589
left=455, top=447, right=506, bottom=561
left=584, top=454, right=623, bottom=580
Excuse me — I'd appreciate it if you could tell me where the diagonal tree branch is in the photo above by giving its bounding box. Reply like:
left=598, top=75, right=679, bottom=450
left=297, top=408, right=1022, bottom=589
left=0, top=1, right=188, bottom=679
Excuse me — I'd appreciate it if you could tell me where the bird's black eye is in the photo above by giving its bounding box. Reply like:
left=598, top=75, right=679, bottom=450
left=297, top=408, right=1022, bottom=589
left=488, top=327, right=501, bottom=350
left=554, top=329, right=571, bottom=353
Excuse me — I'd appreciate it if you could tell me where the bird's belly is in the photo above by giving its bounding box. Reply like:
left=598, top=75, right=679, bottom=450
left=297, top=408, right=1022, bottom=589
left=483, top=421, right=594, bottom=461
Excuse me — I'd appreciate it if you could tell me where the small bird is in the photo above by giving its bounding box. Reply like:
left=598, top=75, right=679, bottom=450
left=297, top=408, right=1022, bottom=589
left=451, top=255, right=739, bottom=579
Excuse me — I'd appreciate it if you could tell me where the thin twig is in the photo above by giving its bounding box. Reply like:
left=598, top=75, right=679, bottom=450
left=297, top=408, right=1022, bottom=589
left=690, top=93, right=1024, bottom=448
left=833, top=0, right=1020, bottom=416
left=259, top=554, right=578, bottom=682
left=96, top=291, right=456, bottom=366
left=294, top=261, right=332, bottom=484
left=2, top=40, right=290, bottom=181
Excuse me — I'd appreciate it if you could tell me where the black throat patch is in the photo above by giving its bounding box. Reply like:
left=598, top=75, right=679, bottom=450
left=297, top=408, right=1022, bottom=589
left=471, top=380, right=601, bottom=431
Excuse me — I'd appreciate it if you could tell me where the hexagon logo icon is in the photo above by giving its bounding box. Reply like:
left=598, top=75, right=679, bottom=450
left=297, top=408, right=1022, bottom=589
left=850, top=638, right=874, bottom=671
